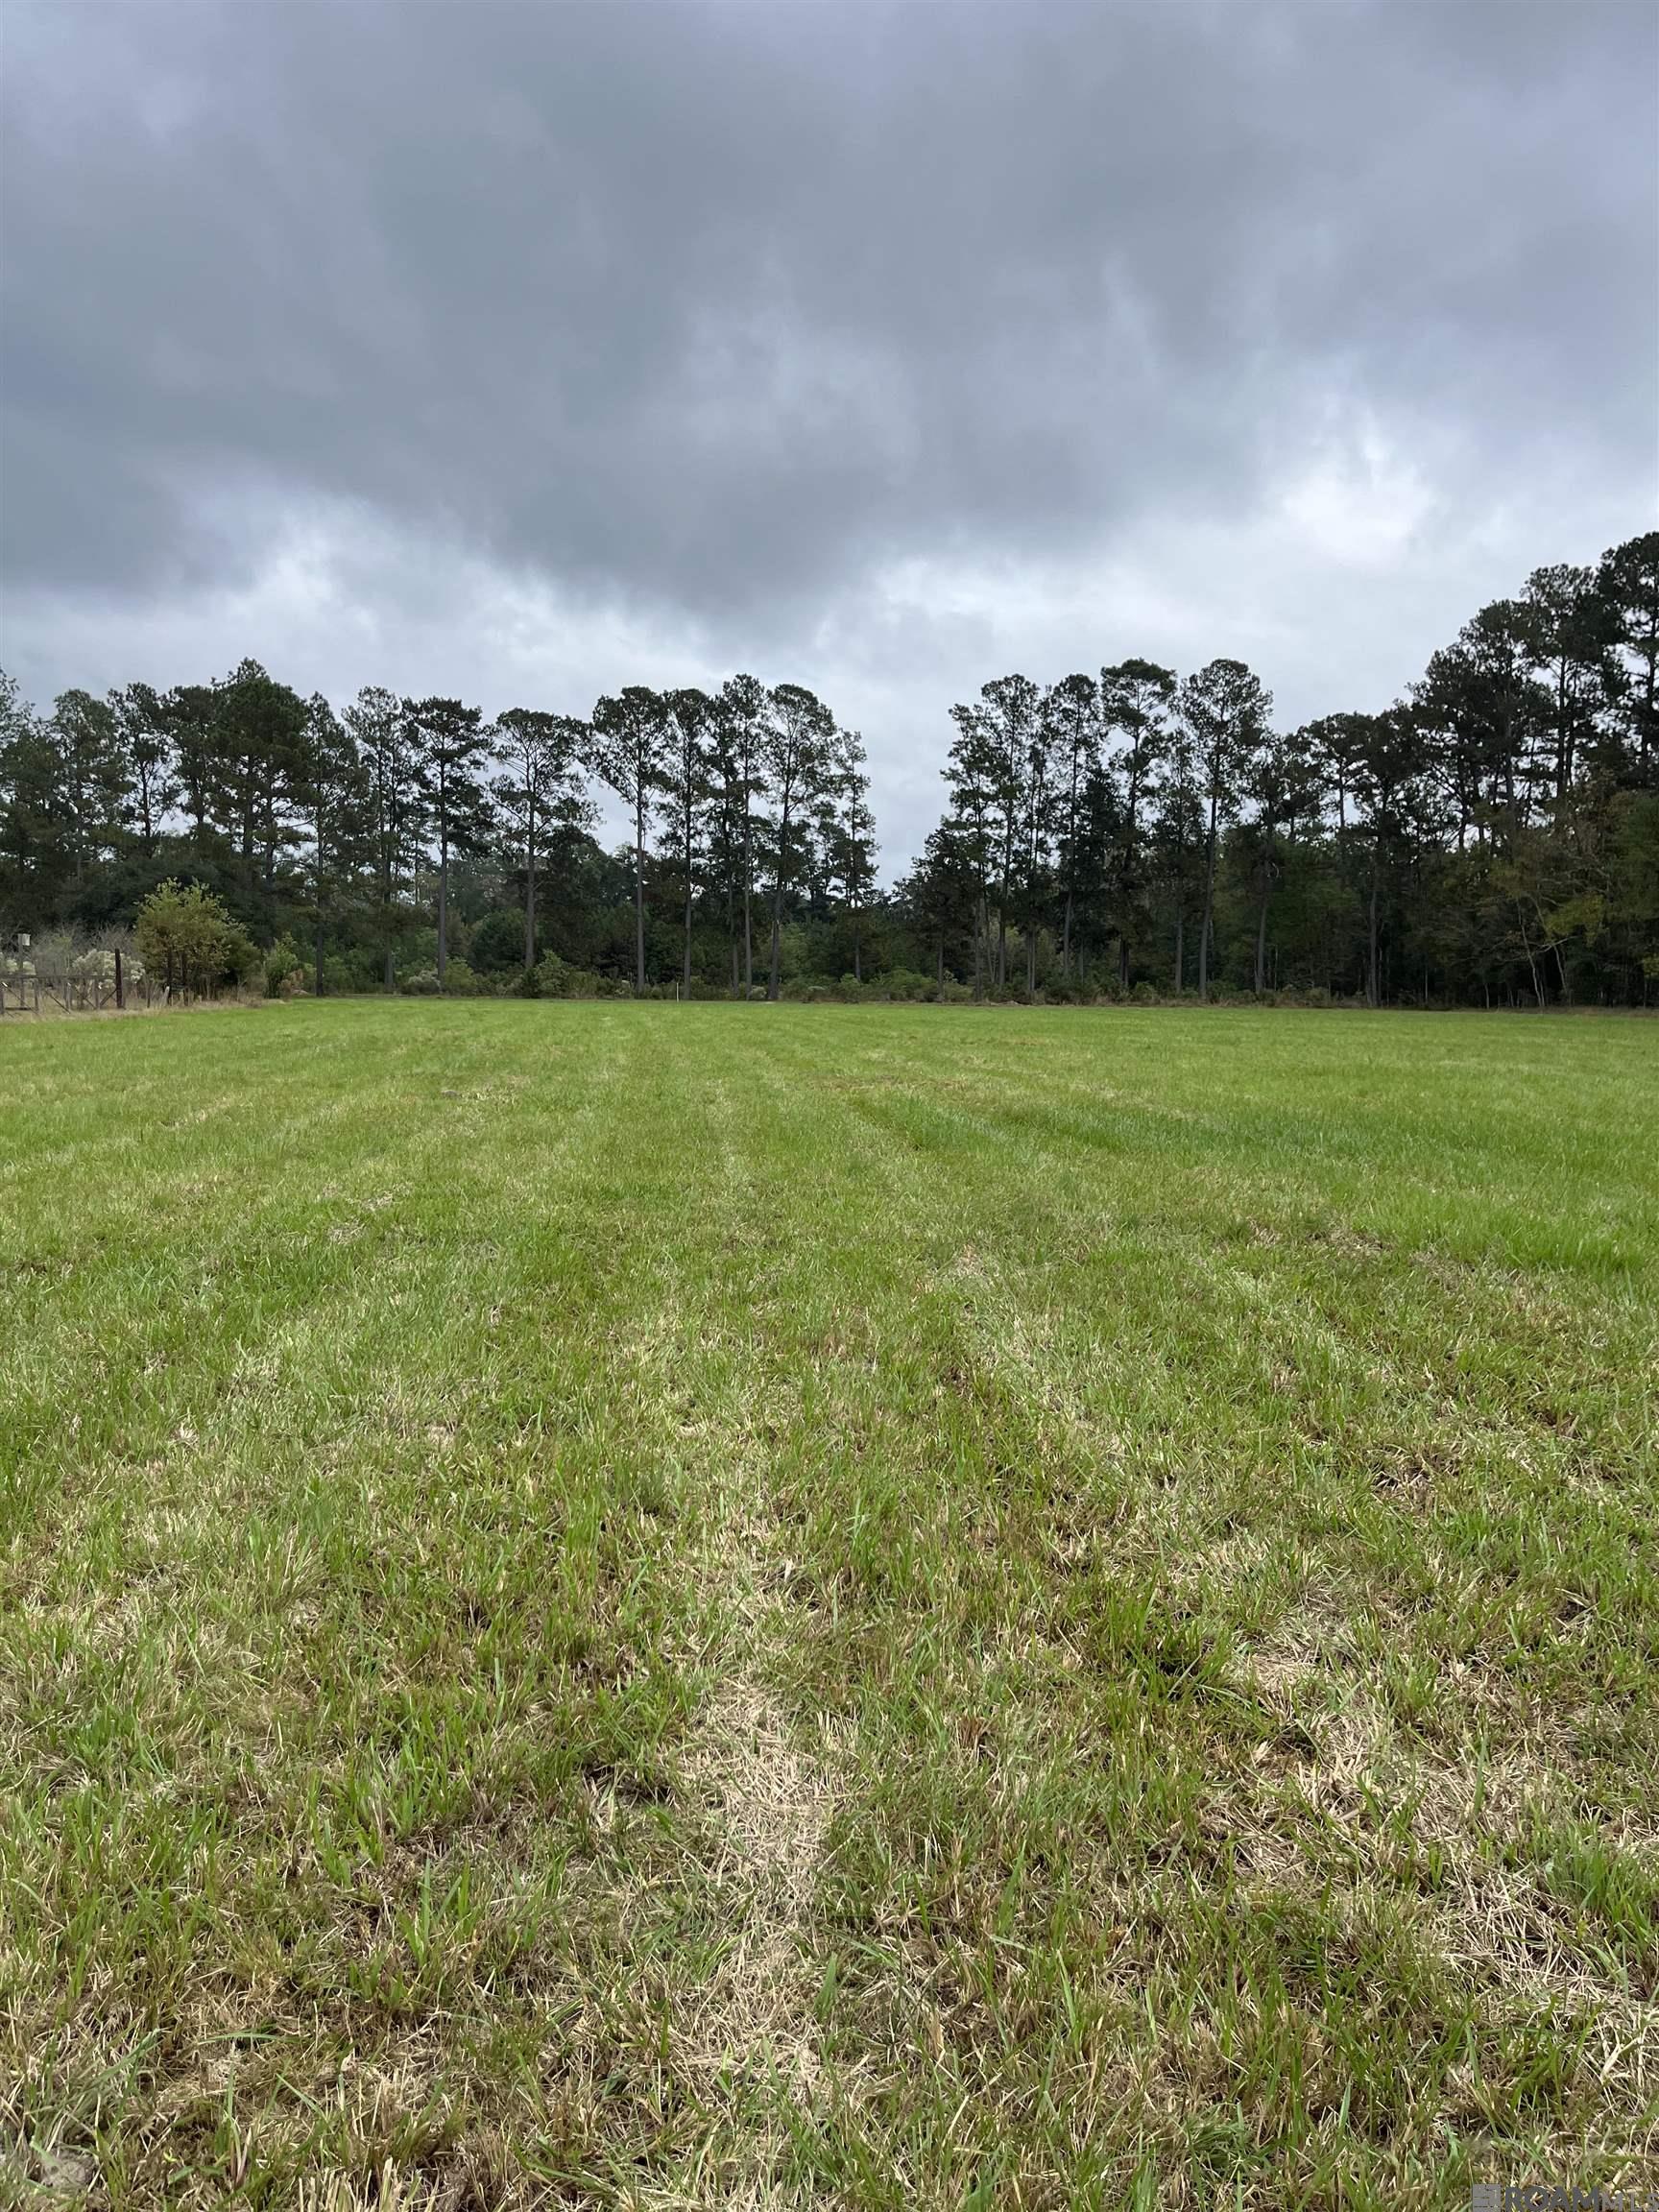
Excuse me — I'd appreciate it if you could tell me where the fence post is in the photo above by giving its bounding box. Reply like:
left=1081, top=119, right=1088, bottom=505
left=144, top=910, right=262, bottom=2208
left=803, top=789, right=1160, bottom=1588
left=115, top=948, right=125, bottom=1011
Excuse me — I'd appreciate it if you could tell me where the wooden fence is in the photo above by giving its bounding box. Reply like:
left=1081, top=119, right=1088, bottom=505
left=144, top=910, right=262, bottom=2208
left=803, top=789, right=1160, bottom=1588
left=0, top=950, right=139, bottom=1016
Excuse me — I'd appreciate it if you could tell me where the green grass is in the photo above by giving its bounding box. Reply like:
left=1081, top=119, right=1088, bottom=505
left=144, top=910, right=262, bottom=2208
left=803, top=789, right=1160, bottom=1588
left=2, top=1000, right=1656, bottom=2209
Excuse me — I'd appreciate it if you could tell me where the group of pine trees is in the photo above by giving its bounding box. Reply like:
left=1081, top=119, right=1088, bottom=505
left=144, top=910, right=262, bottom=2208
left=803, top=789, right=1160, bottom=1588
left=902, top=532, right=1657, bottom=1007
left=0, top=672, right=877, bottom=999
left=1, top=529, right=1653, bottom=1006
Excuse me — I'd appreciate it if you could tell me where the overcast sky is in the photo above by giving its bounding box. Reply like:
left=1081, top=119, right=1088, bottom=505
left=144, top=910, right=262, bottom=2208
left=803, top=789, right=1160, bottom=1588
left=2, top=0, right=1654, bottom=867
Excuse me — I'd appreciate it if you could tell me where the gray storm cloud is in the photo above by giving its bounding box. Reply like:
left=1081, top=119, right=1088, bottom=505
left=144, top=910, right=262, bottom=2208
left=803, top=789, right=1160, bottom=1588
left=1, top=0, right=1653, bottom=861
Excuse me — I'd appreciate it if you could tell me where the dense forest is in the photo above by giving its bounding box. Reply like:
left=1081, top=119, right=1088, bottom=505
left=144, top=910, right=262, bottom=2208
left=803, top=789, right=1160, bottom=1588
left=1, top=530, right=1654, bottom=1007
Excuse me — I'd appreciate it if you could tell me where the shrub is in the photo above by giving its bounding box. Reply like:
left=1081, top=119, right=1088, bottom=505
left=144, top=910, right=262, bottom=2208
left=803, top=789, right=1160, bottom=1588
left=321, top=955, right=362, bottom=996
left=397, top=959, right=490, bottom=997
left=135, top=880, right=256, bottom=998
left=882, top=967, right=933, bottom=1002
left=523, top=953, right=569, bottom=997
left=469, top=909, right=527, bottom=974
left=224, top=928, right=261, bottom=988
left=264, top=935, right=307, bottom=998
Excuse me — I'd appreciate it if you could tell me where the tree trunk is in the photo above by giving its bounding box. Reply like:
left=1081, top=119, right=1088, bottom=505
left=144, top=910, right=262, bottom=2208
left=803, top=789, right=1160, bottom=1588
left=742, top=801, right=754, bottom=998
left=634, top=793, right=646, bottom=994
left=263, top=804, right=278, bottom=940
left=768, top=789, right=790, bottom=1000
left=241, top=793, right=256, bottom=914
left=381, top=823, right=396, bottom=991
left=437, top=827, right=449, bottom=988
left=1024, top=812, right=1041, bottom=995
left=768, top=838, right=785, bottom=999
left=996, top=816, right=1012, bottom=992
left=524, top=810, right=537, bottom=971
left=1118, top=764, right=1142, bottom=991
left=1366, top=868, right=1381, bottom=1008
left=1253, top=823, right=1271, bottom=996
left=1254, top=887, right=1268, bottom=996
left=1197, top=790, right=1219, bottom=1000
left=1555, top=661, right=1570, bottom=822
left=683, top=830, right=693, bottom=994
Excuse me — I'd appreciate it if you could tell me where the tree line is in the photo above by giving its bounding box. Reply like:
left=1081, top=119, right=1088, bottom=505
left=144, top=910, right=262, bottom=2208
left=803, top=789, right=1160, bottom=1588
left=1, top=528, right=1653, bottom=1006
left=903, top=532, right=1656, bottom=1007
left=0, top=672, right=877, bottom=999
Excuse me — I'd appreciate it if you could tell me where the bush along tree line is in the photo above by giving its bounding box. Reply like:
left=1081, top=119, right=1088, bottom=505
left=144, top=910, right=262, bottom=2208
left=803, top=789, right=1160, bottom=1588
left=0, top=529, right=1654, bottom=1007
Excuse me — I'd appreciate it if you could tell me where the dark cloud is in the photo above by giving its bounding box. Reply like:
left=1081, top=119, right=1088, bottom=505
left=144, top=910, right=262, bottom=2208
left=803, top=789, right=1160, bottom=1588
left=1, top=0, right=1653, bottom=859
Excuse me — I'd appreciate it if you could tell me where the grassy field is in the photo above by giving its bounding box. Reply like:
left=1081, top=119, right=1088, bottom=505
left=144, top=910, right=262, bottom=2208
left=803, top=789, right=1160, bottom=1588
left=2, top=1001, right=1655, bottom=2210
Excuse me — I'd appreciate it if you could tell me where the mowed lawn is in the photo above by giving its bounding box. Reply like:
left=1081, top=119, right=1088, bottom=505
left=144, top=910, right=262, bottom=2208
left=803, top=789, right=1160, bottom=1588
left=2, top=1002, right=1656, bottom=2210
